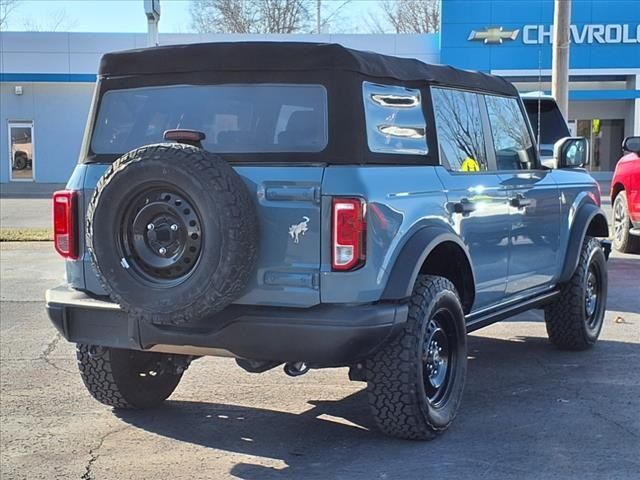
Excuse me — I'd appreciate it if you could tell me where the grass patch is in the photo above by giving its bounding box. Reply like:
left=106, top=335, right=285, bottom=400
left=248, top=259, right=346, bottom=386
left=0, top=228, right=53, bottom=242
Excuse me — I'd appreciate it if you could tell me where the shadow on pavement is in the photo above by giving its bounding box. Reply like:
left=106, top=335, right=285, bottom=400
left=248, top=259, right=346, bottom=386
left=114, top=334, right=640, bottom=479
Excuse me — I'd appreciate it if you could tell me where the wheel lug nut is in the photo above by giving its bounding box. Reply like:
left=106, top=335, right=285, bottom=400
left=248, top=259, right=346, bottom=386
left=147, top=223, right=155, bottom=230
left=158, top=247, right=167, bottom=255
left=170, top=224, right=179, bottom=231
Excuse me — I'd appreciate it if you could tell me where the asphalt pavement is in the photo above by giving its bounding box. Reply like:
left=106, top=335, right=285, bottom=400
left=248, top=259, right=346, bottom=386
left=0, top=241, right=638, bottom=480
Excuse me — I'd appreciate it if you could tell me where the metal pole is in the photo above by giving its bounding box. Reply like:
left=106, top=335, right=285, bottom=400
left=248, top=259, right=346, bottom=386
left=147, top=18, right=159, bottom=46
left=317, top=0, right=321, bottom=34
left=552, top=0, right=571, bottom=119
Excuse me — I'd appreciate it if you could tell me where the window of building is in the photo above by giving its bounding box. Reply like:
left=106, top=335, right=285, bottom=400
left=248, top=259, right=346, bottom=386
left=8, top=122, right=34, bottom=181
left=431, top=87, right=488, bottom=172
left=362, top=81, right=428, bottom=155
left=485, top=95, right=536, bottom=171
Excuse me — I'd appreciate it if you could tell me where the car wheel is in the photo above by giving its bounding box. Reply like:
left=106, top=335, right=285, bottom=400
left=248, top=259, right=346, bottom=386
left=544, top=236, right=607, bottom=350
left=365, top=275, right=467, bottom=440
left=13, top=151, right=28, bottom=170
left=612, top=191, right=640, bottom=253
left=76, top=344, right=188, bottom=409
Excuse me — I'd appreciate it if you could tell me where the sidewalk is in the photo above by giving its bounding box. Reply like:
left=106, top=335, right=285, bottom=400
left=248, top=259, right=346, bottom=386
left=0, top=183, right=65, bottom=199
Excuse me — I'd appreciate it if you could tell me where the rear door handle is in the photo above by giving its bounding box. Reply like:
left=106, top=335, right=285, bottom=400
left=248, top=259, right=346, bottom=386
left=453, top=198, right=476, bottom=215
left=510, top=195, right=532, bottom=209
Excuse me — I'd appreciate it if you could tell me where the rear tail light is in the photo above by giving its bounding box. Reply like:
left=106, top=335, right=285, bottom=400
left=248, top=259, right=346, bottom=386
left=53, top=190, right=79, bottom=259
left=332, top=198, right=366, bottom=271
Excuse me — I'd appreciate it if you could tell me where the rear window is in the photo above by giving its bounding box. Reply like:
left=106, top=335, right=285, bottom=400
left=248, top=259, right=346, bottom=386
left=91, top=84, right=328, bottom=155
left=524, top=98, right=570, bottom=145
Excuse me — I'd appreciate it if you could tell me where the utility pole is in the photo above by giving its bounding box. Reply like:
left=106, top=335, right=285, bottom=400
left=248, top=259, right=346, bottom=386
left=552, top=0, right=571, bottom=119
left=144, top=0, right=161, bottom=47
left=316, top=0, right=321, bottom=34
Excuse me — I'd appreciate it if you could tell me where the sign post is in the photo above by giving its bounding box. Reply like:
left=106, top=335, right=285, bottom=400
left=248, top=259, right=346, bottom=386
left=144, top=0, right=161, bottom=47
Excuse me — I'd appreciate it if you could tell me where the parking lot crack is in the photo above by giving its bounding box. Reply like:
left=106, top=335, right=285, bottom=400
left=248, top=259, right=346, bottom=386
left=589, top=408, right=639, bottom=439
left=40, top=332, right=75, bottom=374
left=81, top=426, right=130, bottom=480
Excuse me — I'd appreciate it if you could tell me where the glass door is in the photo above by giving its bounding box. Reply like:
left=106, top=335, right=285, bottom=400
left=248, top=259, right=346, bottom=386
left=576, top=118, right=625, bottom=172
left=8, top=122, right=34, bottom=181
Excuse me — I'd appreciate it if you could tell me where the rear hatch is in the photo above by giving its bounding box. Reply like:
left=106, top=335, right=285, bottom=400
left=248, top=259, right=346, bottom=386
left=74, top=81, right=328, bottom=308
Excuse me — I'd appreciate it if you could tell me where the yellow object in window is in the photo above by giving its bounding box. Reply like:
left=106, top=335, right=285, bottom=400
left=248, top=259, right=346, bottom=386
left=461, top=157, right=480, bottom=172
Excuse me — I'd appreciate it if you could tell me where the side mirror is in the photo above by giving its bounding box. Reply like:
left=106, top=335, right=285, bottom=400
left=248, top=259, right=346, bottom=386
left=553, top=137, right=589, bottom=169
left=622, top=136, right=640, bottom=154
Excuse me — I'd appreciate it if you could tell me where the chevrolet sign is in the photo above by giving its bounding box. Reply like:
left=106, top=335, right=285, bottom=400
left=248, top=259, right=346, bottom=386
left=468, top=24, right=640, bottom=45
left=468, top=27, right=520, bottom=44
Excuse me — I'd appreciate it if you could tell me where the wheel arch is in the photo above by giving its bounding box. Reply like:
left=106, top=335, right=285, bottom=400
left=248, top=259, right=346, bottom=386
left=559, top=203, right=609, bottom=283
left=381, top=227, right=475, bottom=314
left=610, top=182, right=625, bottom=203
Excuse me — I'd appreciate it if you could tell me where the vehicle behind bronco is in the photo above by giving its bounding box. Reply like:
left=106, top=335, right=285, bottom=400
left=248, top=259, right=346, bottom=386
left=47, top=42, right=609, bottom=440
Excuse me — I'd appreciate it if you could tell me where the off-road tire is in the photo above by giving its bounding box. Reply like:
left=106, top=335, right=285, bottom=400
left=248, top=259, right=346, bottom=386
left=612, top=191, right=640, bottom=253
left=76, top=344, right=184, bottom=409
left=365, top=275, right=467, bottom=440
left=87, top=143, right=258, bottom=326
left=545, top=236, right=607, bottom=350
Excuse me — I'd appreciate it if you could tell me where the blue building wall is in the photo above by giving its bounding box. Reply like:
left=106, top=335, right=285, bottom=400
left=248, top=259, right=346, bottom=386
left=440, top=0, right=640, bottom=73
left=0, top=83, right=95, bottom=183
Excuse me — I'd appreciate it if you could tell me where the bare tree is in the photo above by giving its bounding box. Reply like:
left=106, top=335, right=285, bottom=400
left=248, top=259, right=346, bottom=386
left=369, top=0, right=440, bottom=34
left=434, top=90, right=486, bottom=170
left=315, top=0, right=353, bottom=34
left=0, top=0, right=21, bottom=31
left=21, top=8, right=77, bottom=32
left=190, top=0, right=313, bottom=34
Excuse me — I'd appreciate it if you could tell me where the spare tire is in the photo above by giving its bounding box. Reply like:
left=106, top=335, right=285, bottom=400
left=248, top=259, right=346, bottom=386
left=87, top=143, right=258, bottom=325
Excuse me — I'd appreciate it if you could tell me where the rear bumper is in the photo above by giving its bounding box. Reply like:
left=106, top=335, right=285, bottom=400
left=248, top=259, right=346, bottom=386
left=46, top=286, right=407, bottom=367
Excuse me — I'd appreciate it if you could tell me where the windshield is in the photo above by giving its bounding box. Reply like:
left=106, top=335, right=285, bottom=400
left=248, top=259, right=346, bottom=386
left=91, top=84, right=328, bottom=155
left=524, top=99, right=570, bottom=145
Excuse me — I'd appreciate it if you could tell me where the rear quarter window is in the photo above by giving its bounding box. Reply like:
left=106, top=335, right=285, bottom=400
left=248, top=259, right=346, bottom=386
left=524, top=98, right=570, bottom=145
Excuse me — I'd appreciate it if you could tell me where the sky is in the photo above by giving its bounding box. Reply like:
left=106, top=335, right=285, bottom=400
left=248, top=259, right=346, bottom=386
left=2, top=0, right=385, bottom=34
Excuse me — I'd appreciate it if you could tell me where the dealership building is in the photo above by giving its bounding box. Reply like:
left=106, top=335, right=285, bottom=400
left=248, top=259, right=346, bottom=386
left=1, top=0, right=638, bottom=187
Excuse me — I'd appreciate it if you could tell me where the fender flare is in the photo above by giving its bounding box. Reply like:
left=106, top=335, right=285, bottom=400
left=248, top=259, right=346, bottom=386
left=559, top=203, right=609, bottom=283
left=381, top=226, right=476, bottom=309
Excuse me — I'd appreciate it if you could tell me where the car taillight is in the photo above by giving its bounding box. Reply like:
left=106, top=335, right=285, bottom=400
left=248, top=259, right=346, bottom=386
left=332, top=198, right=366, bottom=271
left=53, top=190, right=79, bottom=259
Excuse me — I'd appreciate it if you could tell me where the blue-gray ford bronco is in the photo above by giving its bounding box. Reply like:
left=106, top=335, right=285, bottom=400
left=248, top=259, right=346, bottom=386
left=46, top=42, right=611, bottom=440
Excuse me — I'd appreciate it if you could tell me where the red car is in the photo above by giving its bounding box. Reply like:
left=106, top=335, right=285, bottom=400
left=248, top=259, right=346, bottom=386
left=611, top=136, right=640, bottom=252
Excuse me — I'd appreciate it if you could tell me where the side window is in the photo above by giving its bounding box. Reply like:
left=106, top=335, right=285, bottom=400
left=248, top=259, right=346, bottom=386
left=431, top=88, right=488, bottom=172
left=485, top=95, right=536, bottom=170
left=362, top=81, right=428, bottom=155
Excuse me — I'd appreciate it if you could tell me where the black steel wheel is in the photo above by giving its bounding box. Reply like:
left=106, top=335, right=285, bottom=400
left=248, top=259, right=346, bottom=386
left=87, top=143, right=258, bottom=326
left=422, top=315, right=454, bottom=405
left=366, top=275, right=467, bottom=440
left=118, top=186, right=204, bottom=287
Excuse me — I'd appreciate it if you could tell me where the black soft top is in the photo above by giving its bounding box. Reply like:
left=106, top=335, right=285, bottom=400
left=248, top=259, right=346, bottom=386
left=99, top=41, right=517, bottom=97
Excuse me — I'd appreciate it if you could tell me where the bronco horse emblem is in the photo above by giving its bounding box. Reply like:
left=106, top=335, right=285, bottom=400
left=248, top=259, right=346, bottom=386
left=289, top=216, right=310, bottom=244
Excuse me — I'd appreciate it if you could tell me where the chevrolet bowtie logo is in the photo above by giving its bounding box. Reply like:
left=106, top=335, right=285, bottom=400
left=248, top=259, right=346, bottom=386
left=468, top=27, right=520, bottom=44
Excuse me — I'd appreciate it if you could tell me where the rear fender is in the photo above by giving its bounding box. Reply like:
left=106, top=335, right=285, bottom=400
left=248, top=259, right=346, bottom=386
left=381, top=226, right=476, bottom=312
left=559, top=203, right=609, bottom=283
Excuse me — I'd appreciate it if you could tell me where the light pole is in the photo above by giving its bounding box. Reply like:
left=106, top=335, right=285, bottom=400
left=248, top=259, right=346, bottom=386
left=144, top=0, right=161, bottom=47
left=552, top=0, right=571, bottom=119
